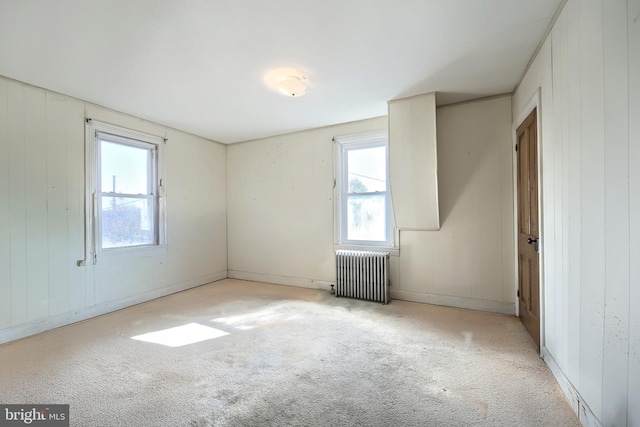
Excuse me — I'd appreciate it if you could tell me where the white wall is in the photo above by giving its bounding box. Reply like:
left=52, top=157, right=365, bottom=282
left=389, top=93, right=440, bottom=231
left=227, top=96, right=515, bottom=314
left=513, top=0, right=639, bottom=425
left=393, top=96, right=514, bottom=313
left=0, top=76, right=228, bottom=343
left=227, top=117, right=387, bottom=287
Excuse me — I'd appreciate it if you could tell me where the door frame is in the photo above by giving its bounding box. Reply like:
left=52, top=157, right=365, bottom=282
left=513, top=88, right=545, bottom=353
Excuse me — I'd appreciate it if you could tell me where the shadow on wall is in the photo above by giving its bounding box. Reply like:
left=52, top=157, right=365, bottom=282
left=435, top=104, right=500, bottom=227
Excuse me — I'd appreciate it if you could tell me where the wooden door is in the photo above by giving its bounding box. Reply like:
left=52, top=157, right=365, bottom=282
left=516, top=108, right=540, bottom=349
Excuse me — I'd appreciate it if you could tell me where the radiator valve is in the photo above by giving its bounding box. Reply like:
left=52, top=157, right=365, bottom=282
left=330, top=284, right=335, bottom=295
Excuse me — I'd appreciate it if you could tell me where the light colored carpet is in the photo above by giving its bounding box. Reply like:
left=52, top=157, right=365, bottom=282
left=0, top=279, right=579, bottom=426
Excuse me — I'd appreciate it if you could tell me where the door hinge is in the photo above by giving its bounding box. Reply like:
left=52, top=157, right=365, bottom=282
left=517, top=289, right=520, bottom=298
left=515, top=144, right=518, bottom=152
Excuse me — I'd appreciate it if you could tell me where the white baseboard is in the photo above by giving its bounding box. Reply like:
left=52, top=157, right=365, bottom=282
left=541, top=346, right=601, bottom=427
left=390, top=289, right=516, bottom=315
left=228, top=271, right=515, bottom=315
left=0, top=270, right=228, bottom=345
left=228, top=270, right=334, bottom=291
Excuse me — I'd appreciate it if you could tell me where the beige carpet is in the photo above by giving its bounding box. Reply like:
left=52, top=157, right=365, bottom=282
left=0, top=279, right=579, bottom=426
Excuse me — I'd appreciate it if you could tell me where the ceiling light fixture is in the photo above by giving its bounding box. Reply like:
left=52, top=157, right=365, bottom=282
left=276, top=75, right=309, bottom=97
left=265, top=67, right=311, bottom=98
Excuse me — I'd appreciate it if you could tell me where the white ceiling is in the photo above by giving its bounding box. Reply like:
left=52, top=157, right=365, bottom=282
left=0, top=0, right=562, bottom=144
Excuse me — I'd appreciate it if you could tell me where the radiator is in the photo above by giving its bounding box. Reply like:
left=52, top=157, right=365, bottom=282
left=335, top=250, right=390, bottom=304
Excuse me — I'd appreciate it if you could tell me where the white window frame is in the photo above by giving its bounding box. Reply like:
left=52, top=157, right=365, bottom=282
left=83, top=119, right=166, bottom=264
left=334, top=130, right=395, bottom=252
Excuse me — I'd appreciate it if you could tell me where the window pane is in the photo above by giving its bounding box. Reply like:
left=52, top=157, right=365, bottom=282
left=101, top=140, right=150, bottom=194
left=348, top=146, right=386, bottom=193
left=101, top=197, right=154, bottom=248
left=347, top=194, right=386, bottom=241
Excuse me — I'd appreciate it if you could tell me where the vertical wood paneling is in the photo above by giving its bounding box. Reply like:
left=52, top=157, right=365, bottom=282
left=397, top=230, right=434, bottom=293
left=559, top=8, right=572, bottom=375
left=8, top=81, right=27, bottom=325
left=538, top=38, right=554, bottom=352
left=388, top=93, right=439, bottom=230
left=469, top=157, right=483, bottom=301
left=388, top=102, right=405, bottom=226
left=549, top=9, right=567, bottom=363
left=398, top=96, right=512, bottom=304
left=566, top=0, right=583, bottom=386
left=431, top=233, right=454, bottom=297
left=514, top=1, right=639, bottom=423
left=227, top=119, right=336, bottom=281
left=66, top=100, right=85, bottom=312
left=452, top=232, right=473, bottom=298
left=542, top=40, right=557, bottom=354
left=578, top=0, right=606, bottom=418
left=601, top=2, right=630, bottom=425
left=501, top=106, right=515, bottom=304
left=1, top=75, right=228, bottom=345
left=0, top=78, right=10, bottom=328
left=162, top=130, right=228, bottom=284
left=23, top=87, right=49, bottom=321
left=479, top=125, right=504, bottom=302
left=626, top=0, right=640, bottom=424
left=46, top=94, right=69, bottom=316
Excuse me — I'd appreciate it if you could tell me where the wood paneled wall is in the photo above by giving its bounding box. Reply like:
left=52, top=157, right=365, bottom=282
left=0, top=83, right=85, bottom=327
left=0, top=76, right=228, bottom=342
left=388, top=92, right=440, bottom=231
left=228, top=96, right=515, bottom=314
left=513, top=0, right=639, bottom=425
left=392, top=96, right=514, bottom=313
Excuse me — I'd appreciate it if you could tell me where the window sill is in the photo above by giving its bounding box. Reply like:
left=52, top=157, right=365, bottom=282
left=99, top=244, right=167, bottom=260
left=334, top=244, right=399, bottom=257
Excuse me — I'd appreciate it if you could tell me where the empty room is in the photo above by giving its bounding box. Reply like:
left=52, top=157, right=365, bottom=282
left=0, top=0, right=638, bottom=426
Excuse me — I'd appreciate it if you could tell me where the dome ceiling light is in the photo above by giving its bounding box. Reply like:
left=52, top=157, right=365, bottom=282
left=265, top=67, right=310, bottom=98
left=276, top=75, right=309, bottom=97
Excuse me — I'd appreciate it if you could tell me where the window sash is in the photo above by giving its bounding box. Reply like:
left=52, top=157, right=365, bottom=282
left=97, top=134, right=156, bottom=196
left=335, top=132, right=392, bottom=247
left=99, top=195, right=155, bottom=249
left=84, top=120, right=165, bottom=264
left=96, top=134, right=159, bottom=250
left=345, top=192, right=389, bottom=243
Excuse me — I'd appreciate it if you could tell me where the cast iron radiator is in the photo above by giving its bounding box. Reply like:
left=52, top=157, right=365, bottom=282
left=335, top=250, right=389, bottom=304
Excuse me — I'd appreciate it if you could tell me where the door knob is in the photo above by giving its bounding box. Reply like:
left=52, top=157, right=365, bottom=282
left=527, top=238, right=538, bottom=244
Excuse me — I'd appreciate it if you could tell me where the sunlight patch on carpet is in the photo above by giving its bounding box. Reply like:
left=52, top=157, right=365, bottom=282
left=131, top=323, right=229, bottom=347
left=212, top=308, right=297, bottom=330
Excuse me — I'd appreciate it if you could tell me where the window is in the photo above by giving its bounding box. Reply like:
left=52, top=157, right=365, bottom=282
left=85, top=120, right=165, bottom=262
left=335, top=131, right=393, bottom=248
